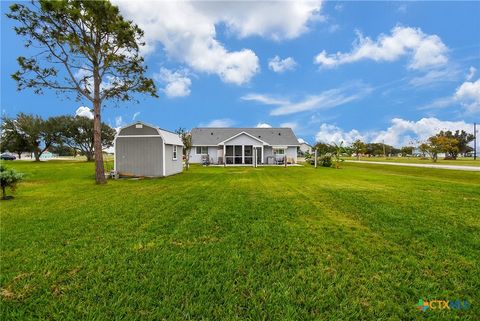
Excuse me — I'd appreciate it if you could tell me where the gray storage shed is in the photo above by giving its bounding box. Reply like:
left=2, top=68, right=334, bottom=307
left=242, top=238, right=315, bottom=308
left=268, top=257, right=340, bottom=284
left=114, top=121, right=183, bottom=177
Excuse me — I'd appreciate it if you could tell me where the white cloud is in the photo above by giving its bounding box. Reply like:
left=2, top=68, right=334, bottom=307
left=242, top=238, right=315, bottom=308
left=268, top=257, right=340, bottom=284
left=455, top=79, right=480, bottom=114
left=466, top=66, right=477, bottom=81
left=298, top=138, right=306, bottom=144
left=155, top=68, right=192, bottom=98
left=409, top=66, right=461, bottom=88
left=256, top=122, right=272, bottom=128
left=242, top=83, right=372, bottom=116
left=419, top=97, right=454, bottom=110
left=315, top=124, right=367, bottom=145
left=280, top=122, right=298, bottom=131
left=132, top=112, right=141, bottom=120
left=115, top=1, right=323, bottom=85
left=268, top=56, right=297, bottom=73
left=314, top=26, right=448, bottom=70
left=201, top=118, right=235, bottom=127
left=421, top=78, right=480, bottom=114
left=75, top=106, right=93, bottom=119
left=241, top=94, right=290, bottom=106
left=315, top=117, right=472, bottom=147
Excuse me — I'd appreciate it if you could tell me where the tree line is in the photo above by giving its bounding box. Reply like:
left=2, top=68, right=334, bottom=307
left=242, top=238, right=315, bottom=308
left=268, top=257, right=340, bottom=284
left=310, top=129, right=474, bottom=162
left=1, top=113, right=116, bottom=161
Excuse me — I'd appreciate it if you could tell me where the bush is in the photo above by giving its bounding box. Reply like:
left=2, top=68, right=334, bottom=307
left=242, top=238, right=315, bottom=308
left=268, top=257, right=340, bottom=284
left=0, top=165, right=24, bottom=200
left=319, top=155, right=333, bottom=167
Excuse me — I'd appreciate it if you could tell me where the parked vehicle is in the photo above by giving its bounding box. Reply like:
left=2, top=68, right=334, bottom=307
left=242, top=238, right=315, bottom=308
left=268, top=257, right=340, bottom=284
left=0, top=153, right=16, bottom=160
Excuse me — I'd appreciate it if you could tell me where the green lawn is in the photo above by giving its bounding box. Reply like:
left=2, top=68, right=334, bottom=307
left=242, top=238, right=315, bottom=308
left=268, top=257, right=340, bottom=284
left=344, top=156, right=480, bottom=167
left=1, top=161, right=479, bottom=320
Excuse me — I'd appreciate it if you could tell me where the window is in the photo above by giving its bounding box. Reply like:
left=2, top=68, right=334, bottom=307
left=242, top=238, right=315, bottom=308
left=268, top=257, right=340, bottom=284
left=196, top=146, right=208, bottom=155
left=173, top=145, right=178, bottom=160
left=274, top=148, right=285, bottom=155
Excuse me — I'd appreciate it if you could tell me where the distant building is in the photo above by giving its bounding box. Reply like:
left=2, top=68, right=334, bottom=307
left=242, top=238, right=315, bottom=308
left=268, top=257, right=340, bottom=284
left=298, top=142, right=312, bottom=155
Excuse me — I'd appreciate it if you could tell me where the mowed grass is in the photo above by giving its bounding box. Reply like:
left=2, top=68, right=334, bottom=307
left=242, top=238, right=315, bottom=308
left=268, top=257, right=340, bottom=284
left=1, top=161, right=479, bottom=320
left=344, top=156, right=480, bottom=167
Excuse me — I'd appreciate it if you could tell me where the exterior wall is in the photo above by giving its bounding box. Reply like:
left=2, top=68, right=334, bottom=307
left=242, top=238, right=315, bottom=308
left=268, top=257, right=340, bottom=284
left=189, top=144, right=298, bottom=164
left=164, top=144, right=183, bottom=176
left=299, top=143, right=312, bottom=154
left=223, top=133, right=263, bottom=146
left=286, top=146, right=298, bottom=163
left=263, top=146, right=273, bottom=164
left=115, top=136, right=163, bottom=177
left=118, top=124, right=159, bottom=136
left=189, top=146, right=217, bottom=164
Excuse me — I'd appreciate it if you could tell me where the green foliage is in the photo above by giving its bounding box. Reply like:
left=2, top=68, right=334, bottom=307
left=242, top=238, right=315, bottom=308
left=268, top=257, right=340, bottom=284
left=400, top=146, right=414, bottom=156
left=175, top=128, right=191, bottom=170
left=313, top=142, right=334, bottom=155
left=1, top=161, right=479, bottom=319
left=0, top=165, right=24, bottom=199
left=319, top=155, right=332, bottom=167
left=1, top=113, right=63, bottom=161
left=58, top=115, right=116, bottom=161
left=351, top=139, right=366, bottom=159
left=0, top=119, right=31, bottom=157
left=331, top=142, right=345, bottom=169
left=7, top=0, right=158, bottom=183
left=7, top=0, right=157, bottom=102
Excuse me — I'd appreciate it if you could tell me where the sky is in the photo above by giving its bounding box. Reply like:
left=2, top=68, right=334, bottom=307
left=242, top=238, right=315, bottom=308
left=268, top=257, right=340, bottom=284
left=1, top=0, right=479, bottom=147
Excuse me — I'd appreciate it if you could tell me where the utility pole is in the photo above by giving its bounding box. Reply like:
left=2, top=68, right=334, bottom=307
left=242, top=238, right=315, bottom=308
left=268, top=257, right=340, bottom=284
left=314, top=149, right=318, bottom=168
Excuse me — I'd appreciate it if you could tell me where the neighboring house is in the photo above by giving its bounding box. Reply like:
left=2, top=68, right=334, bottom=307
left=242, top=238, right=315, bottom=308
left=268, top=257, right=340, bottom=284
left=114, top=121, right=183, bottom=177
left=299, top=142, right=312, bottom=155
left=31, top=150, right=58, bottom=160
left=190, top=127, right=300, bottom=165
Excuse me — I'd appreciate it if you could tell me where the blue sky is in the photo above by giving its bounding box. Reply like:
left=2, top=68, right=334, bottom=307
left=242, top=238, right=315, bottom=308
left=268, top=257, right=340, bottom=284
left=1, top=1, right=479, bottom=146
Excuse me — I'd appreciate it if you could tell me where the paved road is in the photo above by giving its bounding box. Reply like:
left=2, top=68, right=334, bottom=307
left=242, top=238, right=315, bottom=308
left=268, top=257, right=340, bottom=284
left=345, top=160, right=480, bottom=171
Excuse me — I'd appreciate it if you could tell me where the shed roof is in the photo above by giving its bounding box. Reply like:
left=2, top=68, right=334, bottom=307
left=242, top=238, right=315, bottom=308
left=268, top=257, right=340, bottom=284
left=191, top=128, right=300, bottom=146
left=117, top=122, right=183, bottom=145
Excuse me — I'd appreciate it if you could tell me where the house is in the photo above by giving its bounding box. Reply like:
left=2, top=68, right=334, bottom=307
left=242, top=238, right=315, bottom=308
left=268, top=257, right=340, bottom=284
left=298, top=142, right=313, bottom=155
left=114, top=121, right=183, bottom=177
left=189, top=127, right=300, bottom=165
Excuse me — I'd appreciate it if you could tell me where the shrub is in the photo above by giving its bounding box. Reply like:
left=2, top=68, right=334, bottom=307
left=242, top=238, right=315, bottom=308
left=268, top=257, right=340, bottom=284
left=0, top=165, right=24, bottom=200
left=319, top=155, right=333, bottom=167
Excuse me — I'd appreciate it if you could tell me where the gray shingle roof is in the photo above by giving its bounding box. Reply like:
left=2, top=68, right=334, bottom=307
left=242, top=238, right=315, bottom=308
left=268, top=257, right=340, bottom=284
left=191, top=128, right=300, bottom=146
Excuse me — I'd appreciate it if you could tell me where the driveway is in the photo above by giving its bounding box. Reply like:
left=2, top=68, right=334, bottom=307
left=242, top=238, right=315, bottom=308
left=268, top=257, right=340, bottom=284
left=345, top=160, right=480, bottom=171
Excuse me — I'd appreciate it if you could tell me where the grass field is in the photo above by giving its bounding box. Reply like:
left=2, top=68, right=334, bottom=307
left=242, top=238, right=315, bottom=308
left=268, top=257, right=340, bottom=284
left=1, top=161, right=479, bottom=320
left=344, top=156, right=480, bottom=167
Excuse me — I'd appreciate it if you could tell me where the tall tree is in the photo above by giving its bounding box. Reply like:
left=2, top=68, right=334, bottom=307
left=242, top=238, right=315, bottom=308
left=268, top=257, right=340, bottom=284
left=59, top=115, right=116, bottom=161
left=400, top=146, right=414, bottom=157
left=175, top=128, right=191, bottom=170
left=8, top=0, right=157, bottom=183
left=351, top=139, right=366, bottom=160
left=437, top=130, right=474, bottom=159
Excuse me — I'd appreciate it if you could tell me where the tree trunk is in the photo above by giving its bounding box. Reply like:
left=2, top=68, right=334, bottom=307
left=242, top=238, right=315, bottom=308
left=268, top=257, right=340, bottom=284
left=2, top=186, right=6, bottom=200
left=33, top=150, right=40, bottom=161
left=86, top=151, right=94, bottom=162
left=93, top=73, right=106, bottom=184
left=17, top=152, right=22, bottom=159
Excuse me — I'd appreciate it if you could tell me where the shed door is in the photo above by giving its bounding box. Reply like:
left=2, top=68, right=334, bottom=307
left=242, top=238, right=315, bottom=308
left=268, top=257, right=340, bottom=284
left=116, top=137, right=163, bottom=176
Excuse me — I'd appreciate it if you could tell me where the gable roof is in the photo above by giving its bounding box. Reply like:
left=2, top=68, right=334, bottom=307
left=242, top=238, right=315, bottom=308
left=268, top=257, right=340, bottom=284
left=191, top=128, right=300, bottom=146
left=218, top=131, right=269, bottom=145
left=117, top=121, right=183, bottom=145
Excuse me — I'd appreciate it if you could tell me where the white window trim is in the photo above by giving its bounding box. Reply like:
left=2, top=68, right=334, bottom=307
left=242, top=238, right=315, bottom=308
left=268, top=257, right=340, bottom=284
left=173, top=145, right=178, bottom=160
left=273, top=148, right=285, bottom=155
